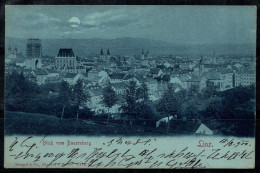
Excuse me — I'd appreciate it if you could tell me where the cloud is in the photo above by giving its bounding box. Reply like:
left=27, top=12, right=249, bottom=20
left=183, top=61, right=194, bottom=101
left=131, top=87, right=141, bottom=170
left=50, top=17, right=61, bottom=23
left=22, top=13, right=81, bottom=36
left=7, top=11, right=72, bottom=38
left=5, top=6, right=256, bottom=44
left=24, top=13, right=61, bottom=26
left=81, top=9, right=137, bottom=28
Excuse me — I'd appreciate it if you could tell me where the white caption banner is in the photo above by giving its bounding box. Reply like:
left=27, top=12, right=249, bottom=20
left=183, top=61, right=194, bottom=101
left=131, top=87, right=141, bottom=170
left=4, top=135, right=255, bottom=169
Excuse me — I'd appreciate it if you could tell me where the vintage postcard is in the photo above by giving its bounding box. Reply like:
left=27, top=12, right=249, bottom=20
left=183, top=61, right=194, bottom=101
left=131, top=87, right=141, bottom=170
left=4, top=5, right=256, bottom=168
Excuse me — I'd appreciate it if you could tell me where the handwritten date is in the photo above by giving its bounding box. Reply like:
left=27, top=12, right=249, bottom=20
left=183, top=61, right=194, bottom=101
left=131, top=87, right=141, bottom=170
left=6, top=136, right=254, bottom=169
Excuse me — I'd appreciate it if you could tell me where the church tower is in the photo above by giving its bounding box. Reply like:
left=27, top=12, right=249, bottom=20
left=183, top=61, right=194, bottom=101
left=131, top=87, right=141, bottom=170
left=251, top=54, right=255, bottom=63
left=146, top=50, right=150, bottom=58
left=199, top=56, right=204, bottom=76
left=212, top=50, right=216, bottom=64
left=100, top=48, right=104, bottom=59
left=8, top=45, right=11, bottom=55
left=141, top=49, right=144, bottom=60
left=14, top=47, right=18, bottom=59
left=107, top=49, right=110, bottom=60
left=14, top=47, right=18, bottom=55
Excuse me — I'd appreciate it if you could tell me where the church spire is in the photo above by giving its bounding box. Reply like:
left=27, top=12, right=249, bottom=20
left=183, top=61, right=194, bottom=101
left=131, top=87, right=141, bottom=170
left=199, top=56, right=203, bottom=64
left=199, top=56, right=204, bottom=76
left=8, top=45, right=11, bottom=55
left=212, top=50, right=216, bottom=64
left=141, top=49, right=145, bottom=60
left=14, top=47, right=18, bottom=55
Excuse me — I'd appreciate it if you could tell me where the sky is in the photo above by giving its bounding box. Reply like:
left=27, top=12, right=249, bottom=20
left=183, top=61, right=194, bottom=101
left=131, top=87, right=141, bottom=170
left=6, top=5, right=256, bottom=44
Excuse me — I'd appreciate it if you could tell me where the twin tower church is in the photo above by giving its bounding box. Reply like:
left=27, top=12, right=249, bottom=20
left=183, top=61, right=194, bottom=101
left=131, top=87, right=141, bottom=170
left=54, top=47, right=150, bottom=74
left=99, top=48, right=111, bottom=60
left=99, top=48, right=149, bottom=60
left=55, top=48, right=112, bottom=74
left=7, top=37, right=150, bottom=73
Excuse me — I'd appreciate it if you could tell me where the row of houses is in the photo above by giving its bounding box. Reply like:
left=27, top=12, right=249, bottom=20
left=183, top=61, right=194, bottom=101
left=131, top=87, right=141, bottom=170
left=13, top=60, right=255, bottom=95
left=7, top=47, right=255, bottom=115
left=169, top=69, right=255, bottom=92
left=80, top=69, right=254, bottom=115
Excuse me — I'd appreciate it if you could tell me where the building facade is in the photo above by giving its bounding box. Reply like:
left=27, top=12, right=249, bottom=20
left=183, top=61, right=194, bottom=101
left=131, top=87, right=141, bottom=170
left=55, top=49, right=77, bottom=73
left=234, top=70, right=255, bottom=87
left=26, top=39, right=42, bottom=59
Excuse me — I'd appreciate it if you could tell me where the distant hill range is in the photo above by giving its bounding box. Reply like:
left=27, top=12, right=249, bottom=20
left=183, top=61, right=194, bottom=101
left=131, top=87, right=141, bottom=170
left=6, top=37, right=255, bottom=57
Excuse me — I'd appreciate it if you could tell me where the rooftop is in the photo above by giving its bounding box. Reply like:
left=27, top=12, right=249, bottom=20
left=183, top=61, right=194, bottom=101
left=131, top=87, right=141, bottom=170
left=237, top=70, right=255, bottom=74
left=33, top=68, right=48, bottom=76
left=216, top=68, right=233, bottom=74
left=205, top=71, right=222, bottom=80
left=111, top=82, right=128, bottom=90
left=45, top=69, right=59, bottom=74
left=150, top=68, right=161, bottom=74
left=146, top=77, right=158, bottom=84
left=123, top=74, right=134, bottom=80
left=89, top=88, right=103, bottom=97
left=174, top=75, right=191, bottom=82
left=110, top=73, right=126, bottom=79
left=187, top=76, right=205, bottom=82
left=64, top=73, right=77, bottom=78
left=57, top=49, right=75, bottom=57
left=27, top=39, right=41, bottom=44
left=134, top=75, right=147, bottom=83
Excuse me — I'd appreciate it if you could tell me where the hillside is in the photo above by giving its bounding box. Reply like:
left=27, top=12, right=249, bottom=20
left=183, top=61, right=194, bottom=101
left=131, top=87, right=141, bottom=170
left=4, top=111, right=199, bottom=136
left=4, top=111, right=164, bottom=136
left=6, top=37, right=255, bottom=58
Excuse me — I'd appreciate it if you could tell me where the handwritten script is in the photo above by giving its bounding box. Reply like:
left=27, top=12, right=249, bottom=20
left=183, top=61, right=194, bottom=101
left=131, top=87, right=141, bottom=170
left=5, top=136, right=254, bottom=168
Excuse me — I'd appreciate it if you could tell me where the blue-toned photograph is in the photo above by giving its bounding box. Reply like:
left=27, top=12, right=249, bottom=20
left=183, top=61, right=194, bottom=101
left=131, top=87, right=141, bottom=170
left=5, top=6, right=256, bottom=137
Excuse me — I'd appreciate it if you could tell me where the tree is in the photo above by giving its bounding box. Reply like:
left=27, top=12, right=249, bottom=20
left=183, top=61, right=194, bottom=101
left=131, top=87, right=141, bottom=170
left=156, top=85, right=180, bottom=133
left=102, top=84, right=118, bottom=125
left=137, top=82, right=149, bottom=103
left=162, top=74, right=170, bottom=82
left=188, top=84, right=199, bottom=98
left=218, top=85, right=255, bottom=136
left=202, top=84, right=218, bottom=99
left=136, top=82, right=150, bottom=124
left=40, top=82, right=60, bottom=95
left=202, top=98, right=223, bottom=120
left=175, top=89, right=188, bottom=102
left=5, top=71, right=39, bottom=112
left=182, top=103, right=199, bottom=120
left=121, top=80, right=140, bottom=128
left=72, top=79, right=90, bottom=120
left=58, top=81, right=73, bottom=119
left=221, top=85, right=255, bottom=120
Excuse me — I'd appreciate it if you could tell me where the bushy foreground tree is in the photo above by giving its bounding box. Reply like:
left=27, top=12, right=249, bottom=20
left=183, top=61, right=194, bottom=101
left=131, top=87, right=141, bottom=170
left=156, top=85, right=181, bottom=133
left=58, top=81, right=73, bottom=119
left=102, top=84, right=117, bottom=125
left=121, top=81, right=139, bottom=128
left=121, top=81, right=154, bottom=128
left=6, top=72, right=93, bottom=120
left=72, top=79, right=90, bottom=120
left=5, top=71, right=39, bottom=111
